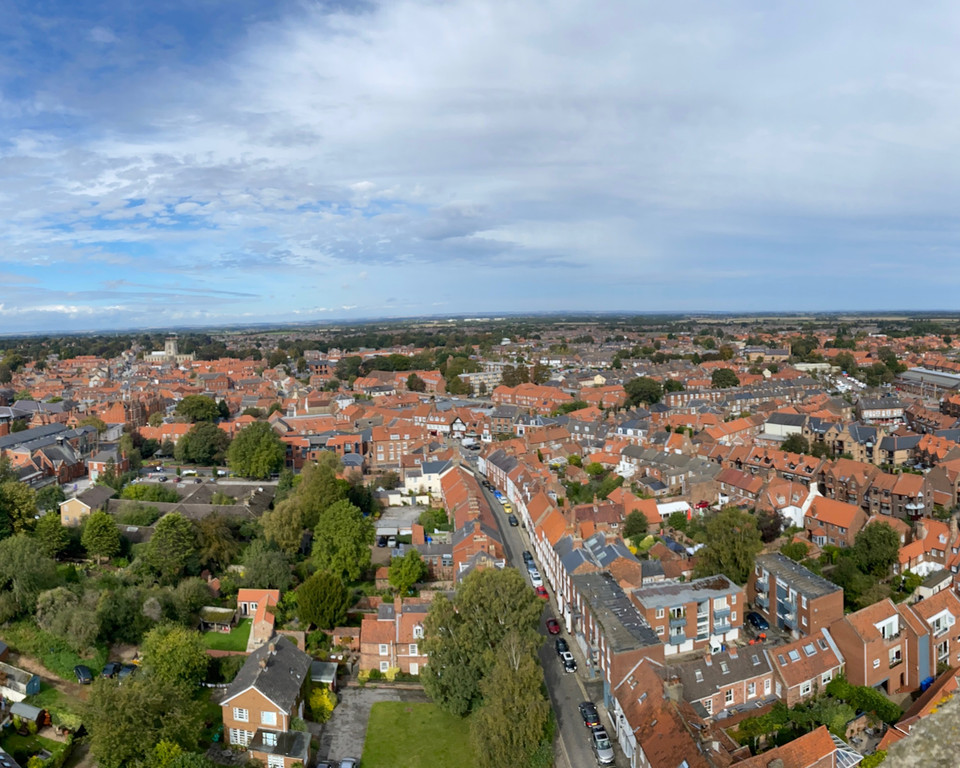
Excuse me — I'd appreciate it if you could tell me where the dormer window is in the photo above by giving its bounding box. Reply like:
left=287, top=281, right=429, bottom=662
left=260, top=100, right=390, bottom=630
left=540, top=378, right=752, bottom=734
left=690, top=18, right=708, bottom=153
left=413, top=624, right=425, bottom=639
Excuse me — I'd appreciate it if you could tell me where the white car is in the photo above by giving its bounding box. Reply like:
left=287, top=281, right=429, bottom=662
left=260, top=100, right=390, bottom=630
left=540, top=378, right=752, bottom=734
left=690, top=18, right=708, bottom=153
left=530, top=572, right=543, bottom=588
left=560, top=651, right=577, bottom=673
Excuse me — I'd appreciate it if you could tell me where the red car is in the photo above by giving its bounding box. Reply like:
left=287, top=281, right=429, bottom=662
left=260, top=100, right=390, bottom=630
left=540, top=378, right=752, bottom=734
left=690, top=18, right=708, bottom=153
left=535, top=586, right=549, bottom=600
left=546, top=618, right=561, bottom=634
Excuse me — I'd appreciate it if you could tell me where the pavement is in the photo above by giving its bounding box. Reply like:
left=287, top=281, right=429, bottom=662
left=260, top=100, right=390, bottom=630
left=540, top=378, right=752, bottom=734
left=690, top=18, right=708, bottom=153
left=315, top=686, right=430, bottom=764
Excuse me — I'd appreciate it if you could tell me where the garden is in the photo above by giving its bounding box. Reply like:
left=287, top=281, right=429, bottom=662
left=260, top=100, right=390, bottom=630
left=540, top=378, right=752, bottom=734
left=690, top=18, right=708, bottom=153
left=362, top=701, right=476, bottom=768
left=201, top=618, right=251, bottom=652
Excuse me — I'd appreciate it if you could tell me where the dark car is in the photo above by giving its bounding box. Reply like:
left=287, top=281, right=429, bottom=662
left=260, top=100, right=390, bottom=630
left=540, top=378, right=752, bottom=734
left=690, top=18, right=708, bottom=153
left=746, top=611, right=770, bottom=631
left=555, top=637, right=569, bottom=657
left=101, top=661, right=122, bottom=678
left=508, top=514, right=519, bottom=527
left=560, top=651, right=577, bottom=673
left=376, top=535, right=388, bottom=548
left=579, top=701, right=600, bottom=728
left=546, top=618, right=561, bottom=635
left=74, top=665, right=93, bottom=685
left=118, top=663, right=137, bottom=682
left=522, top=550, right=534, bottom=563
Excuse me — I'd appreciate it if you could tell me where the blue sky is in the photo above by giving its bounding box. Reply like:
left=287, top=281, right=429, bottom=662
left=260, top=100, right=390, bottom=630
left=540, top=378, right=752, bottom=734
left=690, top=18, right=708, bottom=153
left=2, top=1, right=960, bottom=333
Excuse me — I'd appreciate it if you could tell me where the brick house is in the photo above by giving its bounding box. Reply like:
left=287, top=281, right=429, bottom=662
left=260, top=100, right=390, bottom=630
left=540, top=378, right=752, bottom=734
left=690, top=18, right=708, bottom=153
left=359, top=596, right=431, bottom=675
left=59, top=485, right=116, bottom=528
left=768, top=629, right=845, bottom=707
left=663, top=646, right=775, bottom=720
left=804, top=497, right=868, bottom=549
left=748, top=553, right=844, bottom=638
left=220, top=636, right=312, bottom=768
left=236, top=588, right=280, bottom=648
left=908, top=587, right=960, bottom=672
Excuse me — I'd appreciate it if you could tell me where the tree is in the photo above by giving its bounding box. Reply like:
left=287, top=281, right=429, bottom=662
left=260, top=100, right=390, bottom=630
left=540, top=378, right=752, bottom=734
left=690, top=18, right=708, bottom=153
left=35, top=586, right=101, bottom=652
left=174, top=395, right=220, bottom=423
left=194, top=514, right=239, bottom=571
left=296, top=570, right=350, bottom=629
left=664, top=379, right=685, bottom=393
left=34, top=511, right=69, bottom=559
left=625, top=377, right=663, bottom=406
left=780, top=540, right=809, bottom=562
left=0, top=480, right=38, bottom=538
left=295, top=456, right=348, bottom=528
left=85, top=677, right=204, bottom=768
left=82, top=510, right=121, bottom=563
left=141, top=623, right=209, bottom=689
left=227, top=421, right=285, bottom=479
left=79, top=415, right=108, bottom=433
left=175, top=422, right=231, bottom=465
left=623, top=510, right=648, bottom=546
left=853, top=521, right=901, bottom=578
left=0, top=535, right=57, bottom=621
left=667, top=510, right=688, bottom=532
left=781, top=434, right=810, bottom=454
left=121, top=483, right=179, bottom=503
left=711, top=368, right=740, bottom=389
left=471, top=634, right=550, bottom=768
left=389, top=549, right=428, bottom=595
left=148, top=412, right=165, bottom=427
left=242, top=539, right=293, bottom=590
left=406, top=373, right=426, bottom=392
left=145, top=513, right=197, bottom=582
left=261, top=498, right=306, bottom=555
left=530, top=361, right=550, bottom=385
left=312, top=500, right=373, bottom=581
left=693, top=508, right=763, bottom=584
left=36, top=484, right=65, bottom=512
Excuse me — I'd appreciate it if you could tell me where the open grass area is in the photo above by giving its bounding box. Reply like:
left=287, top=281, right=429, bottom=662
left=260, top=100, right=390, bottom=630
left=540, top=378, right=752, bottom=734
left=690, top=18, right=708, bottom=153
left=0, top=621, right=108, bottom=681
left=25, top=683, right=84, bottom=729
left=362, top=701, right=475, bottom=768
left=0, top=731, right=67, bottom=766
left=202, top=619, right=251, bottom=652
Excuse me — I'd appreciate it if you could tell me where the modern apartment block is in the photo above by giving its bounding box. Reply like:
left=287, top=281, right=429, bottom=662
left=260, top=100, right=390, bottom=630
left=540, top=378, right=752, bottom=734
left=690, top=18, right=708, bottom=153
left=630, top=575, right=743, bottom=656
left=748, top=553, right=844, bottom=638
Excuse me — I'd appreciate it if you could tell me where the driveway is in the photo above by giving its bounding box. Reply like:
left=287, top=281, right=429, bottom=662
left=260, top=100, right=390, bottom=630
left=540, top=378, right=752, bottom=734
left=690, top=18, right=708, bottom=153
left=316, top=686, right=430, bottom=763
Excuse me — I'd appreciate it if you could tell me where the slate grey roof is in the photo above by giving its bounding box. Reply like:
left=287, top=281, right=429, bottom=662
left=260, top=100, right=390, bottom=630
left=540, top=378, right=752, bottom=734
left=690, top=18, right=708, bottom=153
left=224, top=635, right=311, bottom=713
left=72, top=485, right=116, bottom=511
left=666, top=647, right=772, bottom=705
left=632, top=575, right=740, bottom=609
left=249, top=728, right=310, bottom=762
left=755, top=553, right=841, bottom=599
left=879, top=434, right=921, bottom=452
left=846, top=423, right=878, bottom=444
left=765, top=413, right=807, bottom=428
left=570, top=571, right=660, bottom=652
left=0, top=423, right=69, bottom=450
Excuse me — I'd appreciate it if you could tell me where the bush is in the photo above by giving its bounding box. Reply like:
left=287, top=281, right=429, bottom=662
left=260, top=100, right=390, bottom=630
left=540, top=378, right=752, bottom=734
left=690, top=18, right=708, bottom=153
left=307, top=684, right=337, bottom=723
left=368, top=669, right=383, bottom=680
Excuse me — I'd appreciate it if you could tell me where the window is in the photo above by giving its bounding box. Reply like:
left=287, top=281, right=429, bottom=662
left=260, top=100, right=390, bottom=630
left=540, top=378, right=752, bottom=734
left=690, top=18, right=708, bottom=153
left=704, top=698, right=713, bottom=714
left=873, top=659, right=880, bottom=669
left=229, top=729, right=253, bottom=746
left=379, top=644, right=389, bottom=656
left=776, top=682, right=782, bottom=697
left=409, top=643, right=418, bottom=656
left=747, top=682, right=756, bottom=698
left=800, top=681, right=812, bottom=696
left=380, top=661, right=389, bottom=673
left=725, top=689, right=734, bottom=705
left=263, top=731, right=278, bottom=747
left=801, top=595, right=808, bottom=609
left=730, top=612, right=736, bottom=623
left=822, top=671, right=833, bottom=685
left=695, top=670, right=704, bottom=683
left=656, top=608, right=665, bottom=619
left=655, top=625, right=665, bottom=636
left=764, top=678, right=771, bottom=695
left=267, top=756, right=285, bottom=768
left=261, top=711, right=277, bottom=726
left=938, top=640, right=949, bottom=662
left=233, top=708, right=249, bottom=723
left=413, top=624, right=425, bottom=639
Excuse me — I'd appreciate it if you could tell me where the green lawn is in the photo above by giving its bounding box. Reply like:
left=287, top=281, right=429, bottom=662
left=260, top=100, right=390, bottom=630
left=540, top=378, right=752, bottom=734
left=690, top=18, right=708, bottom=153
left=362, top=702, right=476, bottom=768
left=0, top=621, right=108, bottom=680
left=203, top=619, right=251, bottom=652
left=25, top=683, right=84, bottom=730
left=0, top=731, right=66, bottom=766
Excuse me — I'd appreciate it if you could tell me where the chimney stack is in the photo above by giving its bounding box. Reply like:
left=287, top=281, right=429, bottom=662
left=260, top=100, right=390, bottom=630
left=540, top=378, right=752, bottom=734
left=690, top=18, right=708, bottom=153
left=268, top=642, right=277, bottom=656
left=258, top=658, right=267, bottom=670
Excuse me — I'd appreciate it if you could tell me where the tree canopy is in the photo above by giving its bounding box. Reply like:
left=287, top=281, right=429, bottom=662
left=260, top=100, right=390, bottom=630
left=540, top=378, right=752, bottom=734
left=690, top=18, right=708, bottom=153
left=227, top=421, right=285, bottom=479
left=175, top=422, right=231, bottom=465
left=144, top=513, right=197, bottom=582
left=82, top=510, right=122, bottom=563
left=389, top=549, right=428, bottom=595
left=296, top=570, right=350, bottom=629
left=312, top=499, right=373, bottom=581
left=625, top=377, right=663, bottom=406
left=711, top=368, right=740, bottom=389
left=0, top=535, right=58, bottom=621
left=853, top=521, right=901, bottom=578
left=174, top=395, right=220, bottom=423
left=693, top=508, right=763, bottom=585
left=141, top=623, right=210, bottom=688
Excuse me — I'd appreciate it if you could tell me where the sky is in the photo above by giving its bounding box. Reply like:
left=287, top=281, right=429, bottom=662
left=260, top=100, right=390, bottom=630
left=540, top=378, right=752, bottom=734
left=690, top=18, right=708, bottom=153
left=2, top=0, right=960, bottom=333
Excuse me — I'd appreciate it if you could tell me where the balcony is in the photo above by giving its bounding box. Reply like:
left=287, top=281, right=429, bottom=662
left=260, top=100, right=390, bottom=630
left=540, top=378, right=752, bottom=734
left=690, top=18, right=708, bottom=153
left=755, top=595, right=769, bottom=611
left=714, top=606, right=731, bottom=620
left=669, top=616, right=687, bottom=628
left=714, top=622, right=733, bottom=635
left=889, top=656, right=903, bottom=669
left=754, top=580, right=768, bottom=594
left=669, top=634, right=687, bottom=646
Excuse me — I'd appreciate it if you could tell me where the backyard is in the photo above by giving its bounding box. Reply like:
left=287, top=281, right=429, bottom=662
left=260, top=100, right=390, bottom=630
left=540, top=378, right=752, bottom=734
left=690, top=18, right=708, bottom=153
left=0, top=730, right=68, bottom=767
left=202, top=619, right=251, bottom=652
left=362, top=701, right=475, bottom=768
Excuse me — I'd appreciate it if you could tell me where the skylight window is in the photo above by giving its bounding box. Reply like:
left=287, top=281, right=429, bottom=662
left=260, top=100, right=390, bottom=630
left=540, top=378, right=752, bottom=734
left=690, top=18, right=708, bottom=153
left=788, top=650, right=801, bottom=662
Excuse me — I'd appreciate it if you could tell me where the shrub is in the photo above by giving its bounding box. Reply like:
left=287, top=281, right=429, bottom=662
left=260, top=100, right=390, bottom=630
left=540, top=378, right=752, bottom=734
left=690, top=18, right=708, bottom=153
left=307, top=684, right=337, bottom=723
left=384, top=666, right=399, bottom=682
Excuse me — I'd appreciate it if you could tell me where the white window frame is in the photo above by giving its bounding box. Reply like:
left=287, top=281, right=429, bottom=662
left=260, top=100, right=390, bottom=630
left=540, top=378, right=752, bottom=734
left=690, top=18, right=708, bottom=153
left=409, top=643, right=418, bottom=656
left=724, top=689, right=734, bottom=705
left=267, top=756, right=285, bottom=768
left=873, top=659, right=880, bottom=669
left=263, top=731, right=278, bottom=747
left=764, top=678, right=771, bottom=695
left=703, top=698, right=713, bottom=714
left=656, top=608, right=665, bottom=619
left=413, top=624, right=424, bottom=639
left=800, top=681, right=812, bottom=696
left=261, top=710, right=277, bottom=726
left=747, top=682, right=756, bottom=699
left=229, top=728, right=253, bottom=746
left=233, top=708, right=249, bottom=723
left=822, top=671, right=832, bottom=685
left=380, top=661, right=389, bottom=673
left=379, top=643, right=389, bottom=656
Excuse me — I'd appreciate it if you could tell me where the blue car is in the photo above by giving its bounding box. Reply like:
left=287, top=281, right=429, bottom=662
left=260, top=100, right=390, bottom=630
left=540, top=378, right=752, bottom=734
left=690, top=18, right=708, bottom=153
left=746, top=612, right=770, bottom=631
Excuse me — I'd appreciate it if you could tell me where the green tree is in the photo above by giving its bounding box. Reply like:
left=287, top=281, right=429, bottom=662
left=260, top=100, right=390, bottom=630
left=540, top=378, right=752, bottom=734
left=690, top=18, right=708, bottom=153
left=625, top=377, right=663, bottom=406
left=781, top=434, right=810, bottom=454
left=145, top=513, right=197, bottom=582
left=667, top=510, right=688, bottom=532
left=85, top=678, right=204, bottom=768
left=34, top=511, right=69, bottom=559
left=35, top=484, right=66, bottom=512
left=174, top=395, right=220, bottom=423
left=389, top=549, right=428, bottom=594
left=295, top=570, right=350, bottom=629
left=0, top=535, right=57, bottom=621
left=623, top=510, right=648, bottom=546
left=663, top=379, right=685, bottom=393
left=853, top=521, right=901, bottom=578
left=79, top=415, right=108, bottom=433
left=148, top=412, right=165, bottom=427
left=470, top=633, right=550, bottom=768
left=295, top=456, right=348, bottom=529
left=82, top=510, right=121, bottom=563
left=711, top=368, right=740, bottom=389
left=227, top=421, right=285, bottom=479
left=242, top=539, right=293, bottom=590
left=406, top=373, right=427, bottom=392
left=693, top=508, right=763, bottom=584
left=312, top=500, right=373, bottom=581
left=175, top=422, right=231, bottom=465
left=194, top=514, right=240, bottom=571
left=0, top=480, right=38, bottom=538
left=121, top=483, right=180, bottom=503
left=261, top=498, right=307, bottom=555
left=780, top=540, right=809, bottom=562
left=141, top=623, right=209, bottom=689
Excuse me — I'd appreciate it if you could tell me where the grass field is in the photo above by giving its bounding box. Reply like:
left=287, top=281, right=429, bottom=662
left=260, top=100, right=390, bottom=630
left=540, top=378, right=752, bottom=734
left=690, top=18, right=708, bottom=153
left=362, top=701, right=475, bottom=768
left=202, top=619, right=251, bottom=652
left=25, top=683, right=84, bottom=729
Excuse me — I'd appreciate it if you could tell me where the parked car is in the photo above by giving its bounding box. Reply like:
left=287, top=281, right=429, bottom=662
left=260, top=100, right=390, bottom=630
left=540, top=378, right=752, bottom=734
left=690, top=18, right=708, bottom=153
left=592, top=726, right=615, bottom=765
left=508, top=514, right=519, bottom=527
left=579, top=701, right=600, bottom=728
left=555, top=638, right=569, bottom=656
left=387, top=536, right=397, bottom=549
left=546, top=618, right=561, bottom=635
left=339, top=759, right=360, bottom=768
left=316, top=762, right=334, bottom=768
left=746, top=611, right=770, bottom=631
left=530, top=572, right=543, bottom=588
left=560, top=651, right=577, bottom=673
left=118, top=663, right=137, bottom=682
left=101, top=661, right=122, bottom=678
left=535, top=586, right=548, bottom=600
left=376, top=535, right=388, bottom=548
left=74, top=665, right=93, bottom=685
left=522, top=550, right=534, bottom=563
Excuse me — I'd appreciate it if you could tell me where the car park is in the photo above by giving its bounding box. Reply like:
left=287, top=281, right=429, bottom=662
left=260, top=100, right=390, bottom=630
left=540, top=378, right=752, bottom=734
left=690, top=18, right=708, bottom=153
left=560, top=651, right=577, bottom=673
left=508, top=514, right=519, bottom=527
left=74, top=665, right=93, bottom=684
left=579, top=701, right=600, bottom=728
left=101, top=661, right=122, bottom=678
left=746, top=611, right=770, bottom=631
left=546, top=618, right=561, bottom=634
left=535, top=586, right=548, bottom=600
left=592, top=726, right=615, bottom=765
left=555, top=637, right=569, bottom=656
